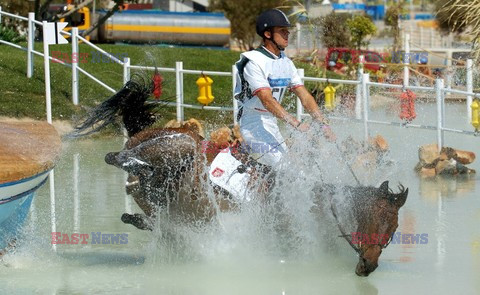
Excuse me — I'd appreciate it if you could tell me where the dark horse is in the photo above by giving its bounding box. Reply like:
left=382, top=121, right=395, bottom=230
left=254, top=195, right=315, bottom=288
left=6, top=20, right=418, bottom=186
left=71, top=76, right=408, bottom=276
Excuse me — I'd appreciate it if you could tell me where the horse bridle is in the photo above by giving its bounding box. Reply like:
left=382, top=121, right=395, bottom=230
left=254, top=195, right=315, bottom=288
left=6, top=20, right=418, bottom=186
left=328, top=196, right=397, bottom=256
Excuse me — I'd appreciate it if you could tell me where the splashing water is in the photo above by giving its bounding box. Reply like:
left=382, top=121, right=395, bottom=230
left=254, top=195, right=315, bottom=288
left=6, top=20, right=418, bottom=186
left=113, top=123, right=399, bottom=268
left=1, top=108, right=479, bottom=293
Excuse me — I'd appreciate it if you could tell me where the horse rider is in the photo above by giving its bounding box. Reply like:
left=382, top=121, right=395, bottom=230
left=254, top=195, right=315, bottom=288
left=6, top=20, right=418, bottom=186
left=234, top=8, right=335, bottom=169
left=417, top=56, right=432, bottom=78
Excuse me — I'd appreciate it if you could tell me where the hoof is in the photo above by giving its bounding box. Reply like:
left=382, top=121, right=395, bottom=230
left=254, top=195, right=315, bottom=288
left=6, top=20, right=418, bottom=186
left=121, top=213, right=153, bottom=231
left=105, top=152, right=118, bottom=165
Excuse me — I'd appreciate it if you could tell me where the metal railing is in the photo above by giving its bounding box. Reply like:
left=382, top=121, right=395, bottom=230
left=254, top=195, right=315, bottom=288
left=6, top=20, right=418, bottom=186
left=1, top=8, right=479, bottom=148
left=0, top=8, right=122, bottom=104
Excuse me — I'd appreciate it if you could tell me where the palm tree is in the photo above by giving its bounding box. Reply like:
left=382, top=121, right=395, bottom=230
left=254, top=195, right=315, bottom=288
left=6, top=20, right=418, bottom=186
left=436, top=0, right=480, bottom=60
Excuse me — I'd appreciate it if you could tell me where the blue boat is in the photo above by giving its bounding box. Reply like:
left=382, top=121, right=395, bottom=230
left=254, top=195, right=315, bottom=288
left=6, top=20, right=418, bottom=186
left=0, top=121, right=61, bottom=252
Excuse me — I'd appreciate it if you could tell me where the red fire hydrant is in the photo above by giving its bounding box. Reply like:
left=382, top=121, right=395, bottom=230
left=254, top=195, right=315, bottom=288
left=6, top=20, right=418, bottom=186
left=152, top=71, right=163, bottom=99
left=399, top=89, right=416, bottom=121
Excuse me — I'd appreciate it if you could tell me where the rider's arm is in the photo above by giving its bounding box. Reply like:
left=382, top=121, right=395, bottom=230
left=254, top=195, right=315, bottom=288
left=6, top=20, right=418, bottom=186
left=292, top=85, right=336, bottom=140
left=243, top=60, right=301, bottom=128
left=292, top=86, right=329, bottom=124
left=256, top=89, right=301, bottom=128
left=287, top=59, right=329, bottom=126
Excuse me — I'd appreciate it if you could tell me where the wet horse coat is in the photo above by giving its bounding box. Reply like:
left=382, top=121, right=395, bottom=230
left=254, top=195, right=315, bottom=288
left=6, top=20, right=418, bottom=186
left=105, top=125, right=272, bottom=228
left=105, top=127, right=232, bottom=225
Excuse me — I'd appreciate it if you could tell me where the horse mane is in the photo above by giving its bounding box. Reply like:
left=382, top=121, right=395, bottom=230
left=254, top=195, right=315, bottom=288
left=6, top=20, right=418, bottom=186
left=69, top=75, right=157, bottom=138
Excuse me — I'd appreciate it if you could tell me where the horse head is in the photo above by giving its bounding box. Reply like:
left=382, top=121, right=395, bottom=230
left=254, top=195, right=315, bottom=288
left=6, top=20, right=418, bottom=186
left=352, top=181, right=408, bottom=276
left=313, top=180, right=408, bottom=276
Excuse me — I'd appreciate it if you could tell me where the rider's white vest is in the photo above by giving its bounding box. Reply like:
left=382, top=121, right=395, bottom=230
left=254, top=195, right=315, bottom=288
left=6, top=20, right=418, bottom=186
left=234, top=46, right=303, bottom=113
left=234, top=47, right=303, bottom=167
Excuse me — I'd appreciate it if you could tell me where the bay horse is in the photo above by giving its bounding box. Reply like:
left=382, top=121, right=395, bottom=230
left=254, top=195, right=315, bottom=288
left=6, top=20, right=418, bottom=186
left=71, top=76, right=408, bottom=276
left=313, top=181, right=407, bottom=276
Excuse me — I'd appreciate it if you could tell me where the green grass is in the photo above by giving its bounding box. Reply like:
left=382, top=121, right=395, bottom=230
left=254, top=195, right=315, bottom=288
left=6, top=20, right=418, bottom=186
left=0, top=43, right=336, bottom=126
left=0, top=43, right=241, bottom=124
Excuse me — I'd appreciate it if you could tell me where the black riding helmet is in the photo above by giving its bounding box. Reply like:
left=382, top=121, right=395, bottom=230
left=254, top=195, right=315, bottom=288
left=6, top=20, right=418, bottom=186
left=256, top=9, right=291, bottom=38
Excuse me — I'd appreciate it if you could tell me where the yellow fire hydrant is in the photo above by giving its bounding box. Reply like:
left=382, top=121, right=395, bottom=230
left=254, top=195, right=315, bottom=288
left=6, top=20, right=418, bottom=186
left=323, top=83, right=336, bottom=111
left=196, top=74, right=214, bottom=106
left=471, top=98, right=480, bottom=132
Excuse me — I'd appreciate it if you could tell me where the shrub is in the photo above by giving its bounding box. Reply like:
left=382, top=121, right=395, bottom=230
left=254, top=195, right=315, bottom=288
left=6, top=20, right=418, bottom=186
left=0, top=25, right=26, bottom=44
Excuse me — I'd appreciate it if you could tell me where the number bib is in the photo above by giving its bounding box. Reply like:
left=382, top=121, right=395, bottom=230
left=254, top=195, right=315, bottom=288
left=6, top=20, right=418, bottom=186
left=268, top=77, right=290, bottom=103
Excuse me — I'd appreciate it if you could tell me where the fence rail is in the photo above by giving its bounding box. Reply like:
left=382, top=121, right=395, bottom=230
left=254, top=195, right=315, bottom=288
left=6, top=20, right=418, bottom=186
left=1, top=7, right=479, bottom=148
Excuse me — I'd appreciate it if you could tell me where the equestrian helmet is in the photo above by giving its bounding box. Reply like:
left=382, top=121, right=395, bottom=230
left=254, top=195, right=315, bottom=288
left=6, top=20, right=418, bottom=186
left=256, top=9, right=291, bottom=38
left=419, top=56, right=428, bottom=64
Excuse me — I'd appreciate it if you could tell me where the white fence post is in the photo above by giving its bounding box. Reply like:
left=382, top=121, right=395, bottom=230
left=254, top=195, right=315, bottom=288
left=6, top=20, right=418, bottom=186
left=123, top=57, right=130, bottom=85
left=0, top=6, right=2, bottom=24
left=27, top=12, right=35, bottom=78
left=296, top=22, right=301, bottom=55
left=355, top=55, right=364, bottom=120
left=296, top=68, right=304, bottom=121
left=467, top=59, right=473, bottom=121
left=404, top=33, right=410, bottom=88
left=175, top=61, right=184, bottom=122
left=232, top=65, right=238, bottom=125
left=362, top=73, right=370, bottom=142
left=71, top=27, right=79, bottom=105
left=42, top=21, right=52, bottom=124
left=435, top=79, right=445, bottom=150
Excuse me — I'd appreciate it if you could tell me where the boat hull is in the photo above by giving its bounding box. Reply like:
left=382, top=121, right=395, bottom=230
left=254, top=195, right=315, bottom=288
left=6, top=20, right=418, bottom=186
left=0, top=171, right=50, bottom=250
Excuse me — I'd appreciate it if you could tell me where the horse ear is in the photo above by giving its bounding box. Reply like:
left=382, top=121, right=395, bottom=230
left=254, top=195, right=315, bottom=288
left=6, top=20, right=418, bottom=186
left=379, top=181, right=389, bottom=196
left=388, top=186, right=408, bottom=208
left=393, top=188, right=408, bottom=208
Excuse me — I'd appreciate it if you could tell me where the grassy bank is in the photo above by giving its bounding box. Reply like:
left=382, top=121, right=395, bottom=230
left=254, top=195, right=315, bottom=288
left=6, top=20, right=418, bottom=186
left=0, top=42, right=336, bottom=127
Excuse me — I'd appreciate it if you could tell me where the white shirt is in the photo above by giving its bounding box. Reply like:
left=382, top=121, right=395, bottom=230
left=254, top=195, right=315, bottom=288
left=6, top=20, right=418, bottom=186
left=235, top=46, right=303, bottom=116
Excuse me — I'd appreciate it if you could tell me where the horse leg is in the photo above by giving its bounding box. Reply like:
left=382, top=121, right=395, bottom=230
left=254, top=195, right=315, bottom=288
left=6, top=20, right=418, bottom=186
left=123, top=178, right=168, bottom=231
left=121, top=213, right=154, bottom=231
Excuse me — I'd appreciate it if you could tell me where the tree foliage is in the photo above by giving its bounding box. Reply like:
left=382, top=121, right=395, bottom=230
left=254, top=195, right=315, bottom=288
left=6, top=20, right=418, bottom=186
left=0, top=0, right=38, bottom=32
left=317, top=12, right=352, bottom=49
left=384, top=1, right=405, bottom=52
left=435, top=0, right=480, bottom=61
left=0, top=0, right=35, bottom=17
left=346, top=15, right=377, bottom=50
left=209, top=0, right=288, bottom=51
left=434, top=0, right=470, bottom=34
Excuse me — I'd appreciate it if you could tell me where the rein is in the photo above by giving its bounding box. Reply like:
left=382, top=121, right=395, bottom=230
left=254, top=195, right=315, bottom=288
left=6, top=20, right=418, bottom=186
left=329, top=198, right=396, bottom=255
left=327, top=195, right=363, bottom=255
left=313, top=156, right=363, bottom=256
left=314, top=155, right=394, bottom=256
left=331, top=198, right=398, bottom=255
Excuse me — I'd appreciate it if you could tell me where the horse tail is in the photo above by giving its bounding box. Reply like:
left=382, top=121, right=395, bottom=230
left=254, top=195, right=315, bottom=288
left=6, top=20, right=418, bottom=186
left=69, top=75, right=157, bottom=138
